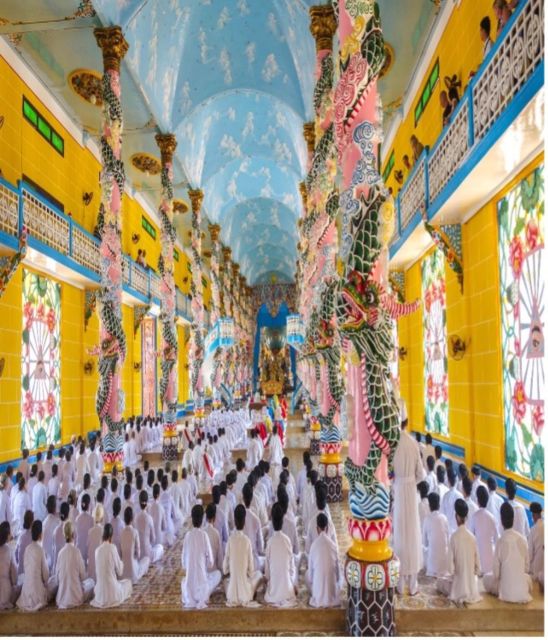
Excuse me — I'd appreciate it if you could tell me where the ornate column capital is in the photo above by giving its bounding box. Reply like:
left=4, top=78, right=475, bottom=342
left=222, top=246, right=232, bottom=264
left=208, top=223, right=221, bottom=243
left=155, top=133, right=177, bottom=165
left=309, top=5, right=337, bottom=52
left=188, top=188, right=204, bottom=213
left=303, top=122, right=316, bottom=154
left=94, top=26, right=128, bottom=72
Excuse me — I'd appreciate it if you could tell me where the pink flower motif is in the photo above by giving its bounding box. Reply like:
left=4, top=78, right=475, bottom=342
left=46, top=308, right=56, bottom=333
left=514, top=338, right=521, bottom=356
left=36, top=303, right=45, bottom=321
left=509, top=236, right=524, bottom=278
left=47, top=393, right=56, bottom=417
left=526, top=219, right=539, bottom=250
left=512, top=381, right=527, bottom=422
left=532, top=405, right=544, bottom=436
left=36, top=401, right=46, bottom=420
left=22, top=391, right=34, bottom=419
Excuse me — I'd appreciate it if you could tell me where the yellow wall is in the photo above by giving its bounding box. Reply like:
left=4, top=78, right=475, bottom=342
left=399, top=154, right=544, bottom=493
left=383, top=0, right=495, bottom=193
left=0, top=53, right=198, bottom=463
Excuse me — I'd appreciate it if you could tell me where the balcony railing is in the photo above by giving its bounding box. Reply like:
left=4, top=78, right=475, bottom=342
left=0, top=176, right=192, bottom=322
left=391, top=0, right=543, bottom=255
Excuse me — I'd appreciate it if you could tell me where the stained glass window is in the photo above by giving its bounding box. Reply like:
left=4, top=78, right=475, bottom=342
left=498, top=165, right=544, bottom=482
left=422, top=247, right=449, bottom=436
left=21, top=270, right=61, bottom=450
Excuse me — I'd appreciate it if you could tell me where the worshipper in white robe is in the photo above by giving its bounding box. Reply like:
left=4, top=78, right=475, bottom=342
left=32, top=471, right=48, bottom=522
left=18, top=450, right=30, bottom=482
left=181, top=504, right=222, bottom=609
left=52, top=502, right=70, bottom=573
left=301, top=470, right=320, bottom=532
left=241, top=484, right=265, bottom=572
left=306, top=513, right=341, bottom=608
left=47, top=465, right=60, bottom=502
left=128, top=432, right=140, bottom=467
left=16, top=510, right=34, bottom=577
left=90, top=523, right=132, bottom=608
left=75, top=444, right=90, bottom=491
left=246, top=430, right=262, bottom=470
left=159, top=476, right=178, bottom=542
left=88, top=445, right=101, bottom=484
left=483, top=502, right=532, bottom=603
left=135, top=490, right=164, bottom=563
left=435, top=466, right=449, bottom=502
left=75, top=493, right=94, bottom=564
left=17, top=520, right=57, bottom=611
left=424, top=456, right=438, bottom=495
left=204, top=504, right=224, bottom=573
left=469, top=486, right=498, bottom=574
left=264, top=503, right=297, bottom=607
left=223, top=505, right=262, bottom=607
left=441, top=468, right=464, bottom=535
left=417, top=481, right=430, bottom=536
left=120, top=506, right=150, bottom=584
left=12, top=477, right=31, bottom=536
left=296, top=451, right=312, bottom=504
left=461, top=477, right=478, bottom=531
left=149, top=483, right=174, bottom=548
left=110, top=498, right=124, bottom=556
left=211, top=485, right=229, bottom=549
left=505, top=478, right=530, bottom=538
left=422, top=493, right=450, bottom=578
left=54, top=521, right=94, bottom=608
left=392, top=410, right=425, bottom=596
left=486, top=476, right=504, bottom=534
left=27, top=465, right=39, bottom=500
left=233, top=459, right=248, bottom=501
left=268, top=425, right=284, bottom=473
left=436, top=499, right=482, bottom=605
left=0, top=522, right=20, bottom=609
left=305, top=485, right=337, bottom=555
left=0, top=475, right=11, bottom=525
left=470, top=465, right=487, bottom=504
left=59, top=452, right=75, bottom=501
left=527, top=502, right=544, bottom=585
left=41, top=452, right=53, bottom=484
left=423, top=435, right=436, bottom=468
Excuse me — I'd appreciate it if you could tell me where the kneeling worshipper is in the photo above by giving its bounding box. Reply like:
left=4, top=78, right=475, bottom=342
left=90, top=523, right=132, bottom=608
left=469, top=486, right=498, bottom=575
left=181, top=504, right=221, bottom=609
left=87, top=504, right=105, bottom=582
left=436, top=499, right=482, bottom=605
left=483, top=502, right=533, bottom=603
left=135, top=491, right=164, bottom=563
left=54, top=521, right=94, bottom=608
left=121, top=507, right=150, bottom=584
left=223, top=505, right=262, bottom=607
left=528, top=502, right=544, bottom=587
left=17, top=520, right=57, bottom=611
left=422, top=492, right=450, bottom=578
left=306, top=513, right=341, bottom=608
left=264, top=503, right=297, bottom=607
left=0, top=521, right=20, bottom=609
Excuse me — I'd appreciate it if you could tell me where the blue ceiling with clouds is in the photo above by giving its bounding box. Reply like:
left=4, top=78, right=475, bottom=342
left=1, top=0, right=437, bottom=284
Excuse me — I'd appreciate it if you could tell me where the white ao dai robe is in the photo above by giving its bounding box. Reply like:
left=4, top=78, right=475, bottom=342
left=120, top=525, right=149, bottom=583
left=223, top=530, right=261, bottom=606
left=392, top=431, right=425, bottom=577
left=437, top=525, right=481, bottom=604
left=469, top=508, right=498, bottom=574
left=55, top=542, right=94, bottom=608
left=422, top=511, right=450, bottom=577
left=484, top=528, right=532, bottom=603
left=264, top=531, right=296, bottom=607
left=0, top=544, right=19, bottom=609
left=90, top=541, right=132, bottom=608
left=181, top=527, right=221, bottom=608
left=16, top=541, right=55, bottom=611
left=306, top=532, right=341, bottom=607
left=528, top=519, right=544, bottom=582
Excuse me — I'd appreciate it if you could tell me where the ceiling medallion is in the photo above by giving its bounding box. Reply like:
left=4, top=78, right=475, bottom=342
left=173, top=199, right=189, bottom=214
left=379, top=42, right=395, bottom=80
left=130, top=153, right=161, bottom=176
left=68, top=69, right=103, bottom=106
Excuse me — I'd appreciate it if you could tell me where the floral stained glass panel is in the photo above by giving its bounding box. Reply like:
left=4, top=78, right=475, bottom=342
left=21, top=270, right=61, bottom=450
left=422, top=248, right=449, bottom=436
left=498, top=165, right=544, bottom=482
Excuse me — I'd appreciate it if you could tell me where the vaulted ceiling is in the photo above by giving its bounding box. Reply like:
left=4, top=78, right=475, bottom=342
left=0, top=0, right=438, bottom=284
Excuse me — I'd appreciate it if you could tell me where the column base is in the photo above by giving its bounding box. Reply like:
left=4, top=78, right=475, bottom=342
left=345, top=555, right=398, bottom=637
left=162, top=436, right=179, bottom=461
left=310, top=439, right=321, bottom=456
left=319, top=471, right=343, bottom=502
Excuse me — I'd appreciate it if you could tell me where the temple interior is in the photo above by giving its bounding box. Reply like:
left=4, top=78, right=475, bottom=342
left=0, top=0, right=544, bottom=637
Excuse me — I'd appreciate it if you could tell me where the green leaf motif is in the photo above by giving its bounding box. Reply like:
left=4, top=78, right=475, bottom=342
left=530, top=443, right=544, bottom=482
left=521, top=422, right=533, bottom=448
left=22, top=328, right=29, bottom=345
left=22, top=374, right=29, bottom=392
left=506, top=430, right=518, bottom=472
left=513, top=216, right=526, bottom=238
